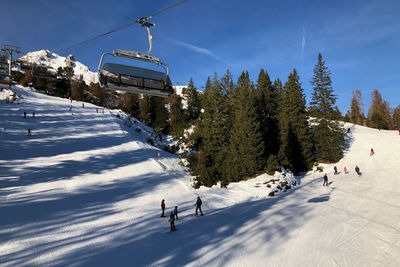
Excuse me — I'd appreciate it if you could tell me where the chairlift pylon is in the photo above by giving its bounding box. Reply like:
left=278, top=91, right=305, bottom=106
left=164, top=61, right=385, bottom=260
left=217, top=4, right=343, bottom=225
left=97, top=18, right=173, bottom=98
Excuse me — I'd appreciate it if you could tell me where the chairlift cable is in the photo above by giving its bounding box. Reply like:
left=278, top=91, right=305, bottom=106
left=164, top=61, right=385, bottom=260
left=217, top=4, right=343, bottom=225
left=56, top=0, right=189, bottom=53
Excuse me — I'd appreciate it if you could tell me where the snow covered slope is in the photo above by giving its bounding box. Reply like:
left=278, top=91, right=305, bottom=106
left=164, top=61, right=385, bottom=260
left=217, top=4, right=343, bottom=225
left=1, top=86, right=399, bottom=266
left=18, top=50, right=98, bottom=85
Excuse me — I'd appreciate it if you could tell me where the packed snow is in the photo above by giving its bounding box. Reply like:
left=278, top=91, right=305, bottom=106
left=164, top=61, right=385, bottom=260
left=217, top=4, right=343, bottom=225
left=1, top=86, right=400, bottom=266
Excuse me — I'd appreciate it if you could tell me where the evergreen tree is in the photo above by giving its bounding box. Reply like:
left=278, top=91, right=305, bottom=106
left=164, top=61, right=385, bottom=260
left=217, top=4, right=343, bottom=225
left=169, top=92, right=186, bottom=137
left=255, top=69, right=280, bottom=162
left=393, top=105, right=400, bottom=130
left=119, top=92, right=140, bottom=117
left=224, top=71, right=265, bottom=181
left=278, top=69, right=313, bottom=174
left=367, top=89, right=392, bottom=130
left=309, top=54, right=345, bottom=163
left=183, top=78, right=201, bottom=122
left=139, top=95, right=152, bottom=125
left=350, top=90, right=363, bottom=125
left=193, top=74, right=231, bottom=187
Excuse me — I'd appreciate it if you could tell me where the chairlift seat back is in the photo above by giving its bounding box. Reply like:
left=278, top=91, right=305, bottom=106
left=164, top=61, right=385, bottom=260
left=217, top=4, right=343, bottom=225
left=100, top=63, right=173, bottom=98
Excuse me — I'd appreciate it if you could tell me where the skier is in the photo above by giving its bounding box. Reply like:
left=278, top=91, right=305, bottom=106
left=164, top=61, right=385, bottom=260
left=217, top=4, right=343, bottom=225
left=195, top=196, right=203, bottom=216
left=32, top=112, right=35, bottom=118
left=27, top=129, right=31, bottom=136
left=169, top=211, right=176, bottom=231
left=161, top=199, right=166, bottom=217
left=370, top=148, right=374, bottom=156
left=344, top=166, right=348, bottom=174
left=173, top=206, right=179, bottom=220
left=323, top=174, right=328, bottom=186
left=82, top=103, right=84, bottom=108
left=355, top=165, right=361, bottom=176
left=333, top=166, right=338, bottom=175
left=23, top=111, right=26, bottom=118
left=96, top=107, right=98, bottom=113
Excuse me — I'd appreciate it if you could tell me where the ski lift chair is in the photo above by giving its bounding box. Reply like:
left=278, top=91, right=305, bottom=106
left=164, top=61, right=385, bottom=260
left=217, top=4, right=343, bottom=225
left=97, top=19, right=173, bottom=98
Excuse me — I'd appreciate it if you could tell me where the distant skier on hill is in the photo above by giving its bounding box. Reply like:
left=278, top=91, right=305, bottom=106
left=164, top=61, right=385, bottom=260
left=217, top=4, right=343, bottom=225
left=161, top=199, right=166, bottom=217
left=344, top=166, right=348, bottom=174
left=195, top=196, right=203, bottom=216
left=169, top=211, right=176, bottom=231
left=323, top=174, right=329, bottom=186
left=370, top=148, right=374, bottom=156
left=355, top=165, right=361, bottom=176
left=333, top=166, right=338, bottom=175
left=173, top=206, right=179, bottom=220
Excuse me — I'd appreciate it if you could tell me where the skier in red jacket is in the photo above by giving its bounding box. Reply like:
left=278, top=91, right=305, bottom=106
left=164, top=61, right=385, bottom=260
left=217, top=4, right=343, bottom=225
left=195, top=196, right=203, bottom=216
left=161, top=199, right=166, bottom=217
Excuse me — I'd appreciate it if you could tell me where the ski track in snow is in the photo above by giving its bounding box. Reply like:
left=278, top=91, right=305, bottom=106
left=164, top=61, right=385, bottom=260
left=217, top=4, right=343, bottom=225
left=1, top=86, right=400, bottom=266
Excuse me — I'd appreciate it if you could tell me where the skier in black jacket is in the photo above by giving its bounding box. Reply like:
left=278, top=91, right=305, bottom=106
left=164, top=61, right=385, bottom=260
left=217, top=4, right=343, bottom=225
left=355, top=165, right=361, bottom=176
left=195, top=196, right=203, bottom=216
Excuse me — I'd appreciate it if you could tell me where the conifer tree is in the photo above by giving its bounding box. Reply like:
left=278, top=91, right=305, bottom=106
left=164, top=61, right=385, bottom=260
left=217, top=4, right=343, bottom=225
left=278, top=69, right=313, bottom=173
left=169, top=93, right=186, bottom=137
left=309, top=54, right=345, bottom=162
left=255, top=69, right=280, bottom=162
left=224, top=71, right=264, bottom=181
left=194, top=74, right=231, bottom=187
left=393, top=105, right=400, bottom=130
left=367, top=89, right=392, bottom=130
left=183, top=78, right=201, bottom=122
left=350, top=90, right=363, bottom=125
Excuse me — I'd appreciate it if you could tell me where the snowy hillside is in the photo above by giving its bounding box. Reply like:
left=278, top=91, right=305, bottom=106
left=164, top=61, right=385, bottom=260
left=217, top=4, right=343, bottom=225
left=1, top=85, right=400, bottom=266
left=17, top=50, right=98, bottom=85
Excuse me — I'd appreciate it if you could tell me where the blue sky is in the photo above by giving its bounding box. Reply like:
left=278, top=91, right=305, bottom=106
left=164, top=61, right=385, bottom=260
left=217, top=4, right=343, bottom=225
left=1, top=0, right=399, bottom=113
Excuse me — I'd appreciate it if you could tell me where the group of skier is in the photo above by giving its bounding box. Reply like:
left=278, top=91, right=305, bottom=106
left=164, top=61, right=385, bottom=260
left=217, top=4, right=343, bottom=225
left=161, top=196, right=203, bottom=232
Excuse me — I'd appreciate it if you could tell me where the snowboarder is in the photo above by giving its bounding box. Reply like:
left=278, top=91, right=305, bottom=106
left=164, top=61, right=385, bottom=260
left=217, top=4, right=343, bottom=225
left=195, top=196, right=203, bottom=216
left=169, top=211, right=176, bottom=231
left=344, top=166, right=348, bottom=174
left=370, top=148, right=374, bottom=156
left=27, top=129, right=31, bottom=136
left=161, top=199, right=166, bottom=217
left=23, top=111, right=26, bottom=118
left=355, top=165, right=361, bottom=176
left=323, top=174, right=328, bottom=186
left=173, top=206, right=179, bottom=220
left=333, top=166, right=338, bottom=175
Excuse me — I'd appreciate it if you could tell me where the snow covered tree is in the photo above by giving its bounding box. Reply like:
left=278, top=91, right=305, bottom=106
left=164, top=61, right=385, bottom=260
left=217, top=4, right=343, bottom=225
left=367, top=89, right=392, bottom=130
left=278, top=69, right=313, bottom=174
left=309, top=54, right=345, bottom=163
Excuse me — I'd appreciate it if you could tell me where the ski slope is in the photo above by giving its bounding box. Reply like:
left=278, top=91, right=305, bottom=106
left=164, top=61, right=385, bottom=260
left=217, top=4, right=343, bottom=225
left=1, top=86, right=400, bottom=266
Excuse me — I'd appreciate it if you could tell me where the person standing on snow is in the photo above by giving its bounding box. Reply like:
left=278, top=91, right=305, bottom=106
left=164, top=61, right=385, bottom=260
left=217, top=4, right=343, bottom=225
left=333, top=166, right=338, bottom=175
left=344, top=166, right=348, bottom=174
left=169, top=211, right=176, bottom=231
left=355, top=165, right=361, bottom=176
left=370, top=148, right=374, bottom=156
left=323, top=174, right=329, bottom=186
left=195, top=196, right=203, bottom=216
left=173, top=206, right=179, bottom=220
left=161, top=199, right=166, bottom=217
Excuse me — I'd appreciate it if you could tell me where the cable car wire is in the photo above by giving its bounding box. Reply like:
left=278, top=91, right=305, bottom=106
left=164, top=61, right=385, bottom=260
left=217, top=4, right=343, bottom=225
left=56, top=0, right=189, bottom=53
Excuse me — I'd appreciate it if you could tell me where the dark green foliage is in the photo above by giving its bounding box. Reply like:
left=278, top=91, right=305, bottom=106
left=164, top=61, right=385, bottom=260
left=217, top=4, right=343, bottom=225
left=183, top=78, right=201, bottom=122
left=255, top=69, right=280, bottom=164
left=367, top=89, right=392, bottom=130
left=350, top=90, right=364, bottom=125
left=70, top=79, right=88, bottom=101
left=309, top=54, right=345, bottom=163
left=278, top=69, right=313, bottom=174
left=224, top=71, right=265, bottom=182
left=119, top=92, right=140, bottom=118
left=169, top=93, right=186, bottom=137
left=266, top=154, right=279, bottom=175
left=193, top=74, right=231, bottom=186
left=393, top=105, right=400, bottom=130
